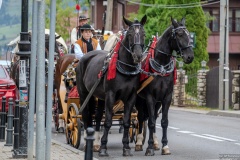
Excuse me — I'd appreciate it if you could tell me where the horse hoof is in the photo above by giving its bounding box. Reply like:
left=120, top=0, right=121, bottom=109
left=123, top=148, right=133, bottom=156
left=161, top=145, right=171, bottom=155
left=145, top=148, right=155, bottom=156
left=154, top=144, right=160, bottom=150
left=93, top=145, right=100, bottom=152
left=99, top=149, right=109, bottom=157
left=135, top=145, right=143, bottom=151
left=58, top=127, right=64, bottom=133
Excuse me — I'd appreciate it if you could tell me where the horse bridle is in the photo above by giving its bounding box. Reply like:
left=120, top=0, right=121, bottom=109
left=171, top=26, right=192, bottom=58
left=116, top=24, right=145, bottom=75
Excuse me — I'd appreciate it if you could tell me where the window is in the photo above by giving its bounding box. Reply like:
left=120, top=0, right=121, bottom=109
left=229, top=10, right=233, bottom=32
left=212, top=9, right=219, bottom=32
left=236, top=10, right=240, bottom=32
left=204, top=8, right=240, bottom=32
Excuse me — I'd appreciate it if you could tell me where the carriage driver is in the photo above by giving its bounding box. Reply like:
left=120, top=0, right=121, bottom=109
left=70, top=15, right=89, bottom=53
left=74, top=24, right=101, bottom=59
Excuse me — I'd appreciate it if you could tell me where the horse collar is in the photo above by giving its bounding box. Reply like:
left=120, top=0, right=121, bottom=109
left=116, top=60, right=141, bottom=75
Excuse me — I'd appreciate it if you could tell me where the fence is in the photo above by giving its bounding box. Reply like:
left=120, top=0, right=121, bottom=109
left=172, top=68, right=239, bottom=110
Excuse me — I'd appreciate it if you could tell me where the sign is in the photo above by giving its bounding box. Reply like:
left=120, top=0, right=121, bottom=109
left=19, top=60, right=27, bottom=87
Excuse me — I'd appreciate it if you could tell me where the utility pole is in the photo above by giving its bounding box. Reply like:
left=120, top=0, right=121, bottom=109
left=105, top=0, right=113, bottom=31
left=219, top=0, right=229, bottom=110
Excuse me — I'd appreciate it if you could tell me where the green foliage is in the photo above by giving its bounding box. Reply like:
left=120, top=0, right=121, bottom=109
left=45, top=0, right=75, bottom=41
left=137, top=0, right=209, bottom=71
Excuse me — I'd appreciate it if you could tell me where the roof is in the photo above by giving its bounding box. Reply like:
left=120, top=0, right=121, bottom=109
left=7, top=29, right=68, bottom=53
left=208, top=35, right=240, bottom=54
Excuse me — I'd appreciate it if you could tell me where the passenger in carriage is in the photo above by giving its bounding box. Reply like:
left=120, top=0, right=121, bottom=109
left=70, top=15, right=89, bottom=53
left=74, top=24, right=101, bottom=59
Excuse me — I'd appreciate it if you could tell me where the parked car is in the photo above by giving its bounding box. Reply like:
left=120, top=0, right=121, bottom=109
left=0, top=60, right=11, bottom=73
left=0, top=65, right=18, bottom=113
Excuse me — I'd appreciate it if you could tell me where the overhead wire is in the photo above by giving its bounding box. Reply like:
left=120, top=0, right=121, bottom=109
left=126, top=0, right=220, bottom=8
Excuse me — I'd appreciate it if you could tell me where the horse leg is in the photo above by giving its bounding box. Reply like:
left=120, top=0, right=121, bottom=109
left=99, top=93, right=115, bottom=157
left=145, top=97, right=156, bottom=156
left=135, top=96, right=145, bottom=151
left=161, top=97, right=171, bottom=155
left=93, top=99, right=104, bottom=152
left=153, top=102, right=161, bottom=150
left=122, top=94, right=137, bottom=157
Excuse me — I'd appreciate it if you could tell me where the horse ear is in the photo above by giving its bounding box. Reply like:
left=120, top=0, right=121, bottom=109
left=181, top=17, right=186, bottom=26
left=171, top=17, right=178, bottom=28
left=123, top=16, right=133, bottom=26
left=140, top=15, right=147, bottom=26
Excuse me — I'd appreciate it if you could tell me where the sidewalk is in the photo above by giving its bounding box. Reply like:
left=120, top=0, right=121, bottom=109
left=0, top=138, right=98, bottom=160
left=170, top=106, right=240, bottom=118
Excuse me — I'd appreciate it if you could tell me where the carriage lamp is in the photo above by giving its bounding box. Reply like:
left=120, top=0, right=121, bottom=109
left=201, top=60, right=206, bottom=70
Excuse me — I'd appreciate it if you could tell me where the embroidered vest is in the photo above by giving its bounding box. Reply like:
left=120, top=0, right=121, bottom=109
left=75, top=38, right=98, bottom=54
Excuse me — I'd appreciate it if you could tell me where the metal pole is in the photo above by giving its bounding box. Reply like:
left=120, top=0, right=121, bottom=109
left=0, top=96, right=6, bottom=142
left=35, top=0, right=46, bottom=159
left=13, top=100, right=20, bottom=156
left=5, top=98, right=14, bottom=146
left=219, top=0, right=226, bottom=110
left=85, top=127, right=95, bottom=160
left=224, top=0, right=229, bottom=110
left=16, top=0, right=31, bottom=158
left=27, top=0, right=38, bottom=159
left=45, top=0, right=56, bottom=159
left=105, top=0, right=113, bottom=30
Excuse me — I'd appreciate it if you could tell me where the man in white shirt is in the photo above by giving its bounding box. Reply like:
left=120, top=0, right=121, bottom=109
left=70, top=15, right=89, bottom=53
left=74, top=24, right=101, bottom=59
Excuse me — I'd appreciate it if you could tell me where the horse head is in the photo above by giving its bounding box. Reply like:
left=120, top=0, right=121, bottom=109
left=170, top=17, right=194, bottom=64
left=123, top=15, right=147, bottom=64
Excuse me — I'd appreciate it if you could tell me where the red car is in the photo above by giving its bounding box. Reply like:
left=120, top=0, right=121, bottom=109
left=0, top=65, right=19, bottom=112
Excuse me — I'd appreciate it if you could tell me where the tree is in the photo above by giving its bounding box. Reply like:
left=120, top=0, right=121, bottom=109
left=45, top=0, right=75, bottom=41
left=137, top=0, right=209, bottom=71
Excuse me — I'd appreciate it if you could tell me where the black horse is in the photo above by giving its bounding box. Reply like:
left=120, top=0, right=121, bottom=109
left=75, top=15, right=147, bottom=156
left=135, top=17, right=194, bottom=156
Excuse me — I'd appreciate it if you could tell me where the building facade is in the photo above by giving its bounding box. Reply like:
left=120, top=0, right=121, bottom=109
left=203, top=0, right=240, bottom=69
left=90, top=0, right=139, bottom=33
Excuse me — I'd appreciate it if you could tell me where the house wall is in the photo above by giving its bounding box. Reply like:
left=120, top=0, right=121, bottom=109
left=90, top=0, right=140, bottom=33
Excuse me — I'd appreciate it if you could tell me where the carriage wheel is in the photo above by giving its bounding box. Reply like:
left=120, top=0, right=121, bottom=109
left=129, top=119, right=138, bottom=143
left=141, top=120, right=147, bottom=145
left=66, top=103, right=81, bottom=148
left=130, top=120, right=147, bottom=144
left=53, top=101, right=59, bottom=131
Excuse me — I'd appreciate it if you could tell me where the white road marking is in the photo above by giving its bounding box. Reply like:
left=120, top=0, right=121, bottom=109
left=168, top=126, right=179, bottom=130
left=202, top=134, right=237, bottom=142
left=177, top=131, right=194, bottom=134
left=191, top=134, right=224, bottom=142
left=235, top=143, right=240, bottom=146
left=156, top=124, right=179, bottom=130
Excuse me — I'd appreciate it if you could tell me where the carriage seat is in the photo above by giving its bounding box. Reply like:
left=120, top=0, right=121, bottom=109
left=103, top=34, right=120, bottom=52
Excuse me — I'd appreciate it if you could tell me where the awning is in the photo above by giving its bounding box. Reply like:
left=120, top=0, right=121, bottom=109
left=207, top=35, right=240, bottom=54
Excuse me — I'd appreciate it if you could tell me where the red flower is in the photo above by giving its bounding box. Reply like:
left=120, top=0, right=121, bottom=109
left=76, top=4, right=80, bottom=11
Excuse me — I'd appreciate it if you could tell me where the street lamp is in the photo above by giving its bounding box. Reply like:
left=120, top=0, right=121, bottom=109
left=201, top=60, right=206, bottom=70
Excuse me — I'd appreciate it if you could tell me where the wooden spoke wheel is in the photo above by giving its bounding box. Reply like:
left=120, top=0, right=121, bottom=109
left=66, top=103, right=81, bottom=148
left=52, top=92, right=59, bottom=131
left=141, top=120, right=147, bottom=145
left=129, top=119, right=138, bottom=143
left=129, top=119, right=147, bottom=144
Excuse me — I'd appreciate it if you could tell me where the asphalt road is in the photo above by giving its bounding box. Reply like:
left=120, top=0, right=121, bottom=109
left=52, top=108, right=240, bottom=160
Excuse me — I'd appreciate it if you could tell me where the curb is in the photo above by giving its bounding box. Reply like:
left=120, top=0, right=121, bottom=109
left=51, top=139, right=99, bottom=160
left=207, top=110, right=240, bottom=118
